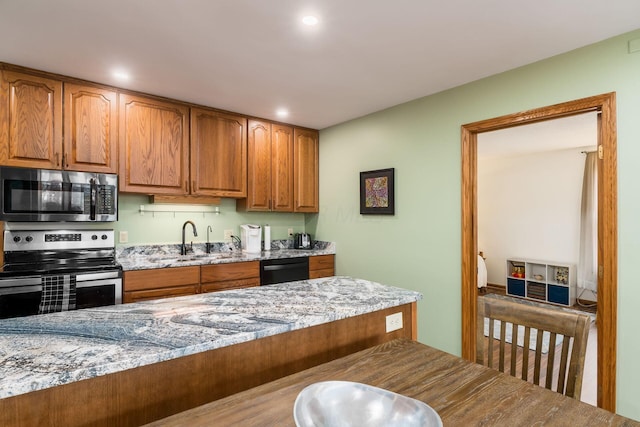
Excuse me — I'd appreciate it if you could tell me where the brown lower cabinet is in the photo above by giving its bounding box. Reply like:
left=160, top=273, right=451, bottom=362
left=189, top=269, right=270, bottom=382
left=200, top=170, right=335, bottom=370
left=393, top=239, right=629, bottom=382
left=309, top=254, right=335, bottom=279
left=123, top=261, right=260, bottom=302
left=124, top=256, right=334, bottom=302
left=123, top=266, right=200, bottom=303
left=200, top=261, right=260, bottom=292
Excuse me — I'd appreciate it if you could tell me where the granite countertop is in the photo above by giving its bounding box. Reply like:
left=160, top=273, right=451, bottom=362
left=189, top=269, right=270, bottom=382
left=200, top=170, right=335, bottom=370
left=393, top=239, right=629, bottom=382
left=117, top=240, right=336, bottom=271
left=0, top=276, right=421, bottom=399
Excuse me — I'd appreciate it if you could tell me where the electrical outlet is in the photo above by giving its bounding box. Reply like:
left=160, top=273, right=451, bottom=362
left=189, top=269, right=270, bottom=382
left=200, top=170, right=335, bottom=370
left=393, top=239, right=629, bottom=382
left=386, top=312, right=403, bottom=333
left=224, top=229, right=233, bottom=240
left=288, top=228, right=293, bottom=236
left=119, top=231, right=128, bottom=243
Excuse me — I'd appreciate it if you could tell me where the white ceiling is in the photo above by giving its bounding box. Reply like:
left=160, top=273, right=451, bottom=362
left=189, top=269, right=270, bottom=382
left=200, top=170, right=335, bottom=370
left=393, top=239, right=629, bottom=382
left=1, top=1, right=639, bottom=130
left=478, top=112, right=598, bottom=159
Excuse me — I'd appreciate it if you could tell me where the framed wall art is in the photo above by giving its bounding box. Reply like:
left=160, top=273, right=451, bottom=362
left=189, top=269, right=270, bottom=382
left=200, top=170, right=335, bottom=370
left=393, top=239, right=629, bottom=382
left=360, top=168, right=395, bottom=215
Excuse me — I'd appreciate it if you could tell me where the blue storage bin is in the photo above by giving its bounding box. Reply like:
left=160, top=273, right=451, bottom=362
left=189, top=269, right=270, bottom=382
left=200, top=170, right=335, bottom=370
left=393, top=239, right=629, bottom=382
left=548, top=285, right=570, bottom=305
left=507, top=278, right=525, bottom=297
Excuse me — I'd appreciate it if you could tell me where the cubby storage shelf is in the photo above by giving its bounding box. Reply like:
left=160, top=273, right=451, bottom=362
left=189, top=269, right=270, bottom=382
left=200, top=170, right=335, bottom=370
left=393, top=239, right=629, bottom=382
left=506, top=258, right=576, bottom=307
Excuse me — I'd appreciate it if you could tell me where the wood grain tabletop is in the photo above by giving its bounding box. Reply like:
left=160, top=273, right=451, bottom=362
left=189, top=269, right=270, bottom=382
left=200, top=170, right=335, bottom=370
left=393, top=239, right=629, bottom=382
left=145, top=338, right=639, bottom=426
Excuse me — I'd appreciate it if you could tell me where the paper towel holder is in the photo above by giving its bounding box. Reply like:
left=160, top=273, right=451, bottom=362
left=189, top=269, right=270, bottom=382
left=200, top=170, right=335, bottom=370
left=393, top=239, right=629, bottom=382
left=264, top=224, right=271, bottom=251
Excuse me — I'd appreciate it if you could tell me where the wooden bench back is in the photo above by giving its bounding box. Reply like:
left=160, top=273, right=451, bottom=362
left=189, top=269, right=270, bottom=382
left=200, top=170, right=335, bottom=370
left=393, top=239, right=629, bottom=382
left=476, top=297, right=590, bottom=399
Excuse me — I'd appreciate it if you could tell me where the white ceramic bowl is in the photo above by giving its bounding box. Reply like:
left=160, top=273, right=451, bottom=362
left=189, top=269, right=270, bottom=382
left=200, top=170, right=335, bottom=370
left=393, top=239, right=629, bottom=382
left=293, top=381, right=442, bottom=427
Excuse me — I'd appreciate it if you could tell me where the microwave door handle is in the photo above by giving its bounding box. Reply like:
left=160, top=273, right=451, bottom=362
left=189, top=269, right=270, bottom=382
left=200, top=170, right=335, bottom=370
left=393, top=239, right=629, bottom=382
left=90, top=178, right=97, bottom=220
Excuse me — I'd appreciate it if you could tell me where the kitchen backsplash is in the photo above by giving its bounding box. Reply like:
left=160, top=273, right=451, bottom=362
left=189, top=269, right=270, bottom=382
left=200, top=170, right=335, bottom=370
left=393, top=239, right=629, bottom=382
left=112, top=194, right=310, bottom=246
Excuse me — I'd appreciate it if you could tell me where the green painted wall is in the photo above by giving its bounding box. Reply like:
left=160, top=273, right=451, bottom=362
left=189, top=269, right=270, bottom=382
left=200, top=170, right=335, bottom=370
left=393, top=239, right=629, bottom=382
left=113, top=195, right=306, bottom=245
left=310, top=29, right=640, bottom=418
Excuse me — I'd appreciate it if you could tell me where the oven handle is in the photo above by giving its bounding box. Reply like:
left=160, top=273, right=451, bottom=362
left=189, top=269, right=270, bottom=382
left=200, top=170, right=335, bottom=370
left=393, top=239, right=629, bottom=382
left=0, top=271, right=121, bottom=289
left=76, top=271, right=122, bottom=282
left=76, top=278, right=121, bottom=288
left=0, top=285, right=41, bottom=295
left=90, top=178, right=97, bottom=221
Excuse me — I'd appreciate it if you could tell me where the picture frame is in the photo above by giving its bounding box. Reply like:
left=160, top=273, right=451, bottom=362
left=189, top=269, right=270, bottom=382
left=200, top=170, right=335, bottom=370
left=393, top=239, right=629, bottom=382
left=360, top=168, right=395, bottom=215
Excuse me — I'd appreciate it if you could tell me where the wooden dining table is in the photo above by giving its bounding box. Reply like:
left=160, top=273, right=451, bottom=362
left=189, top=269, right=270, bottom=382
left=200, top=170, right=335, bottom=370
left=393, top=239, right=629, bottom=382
left=145, top=338, right=638, bottom=426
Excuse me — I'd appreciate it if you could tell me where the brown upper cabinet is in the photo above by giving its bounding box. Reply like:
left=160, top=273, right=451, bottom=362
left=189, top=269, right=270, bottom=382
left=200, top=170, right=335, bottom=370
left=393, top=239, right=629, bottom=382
left=1, top=64, right=319, bottom=209
left=0, top=70, right=117, bottom=173
left=238, top=120, right=294, bottom=212
left=190, top=108, right=247, bottom=198
left=64, top=83, right=117, bottom=173
left=119, top=93, right=190, bottom=194
left=0, top=70, right=63, bottom=169
left=293, top=128, right=319, bottom=213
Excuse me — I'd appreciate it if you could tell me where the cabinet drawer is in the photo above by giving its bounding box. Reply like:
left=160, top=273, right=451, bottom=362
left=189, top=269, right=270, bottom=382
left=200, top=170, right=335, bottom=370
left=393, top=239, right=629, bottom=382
left=507, top=278, right=525, bottom=297
left=309, top=254, right=334, bottom=271
left=201, top=278, right=260, bottom=293
left=124, top=266, right=200, bottom=292
left=201, top=261, right=259, bottom=282
left=123, top=284, right=199, bottom=303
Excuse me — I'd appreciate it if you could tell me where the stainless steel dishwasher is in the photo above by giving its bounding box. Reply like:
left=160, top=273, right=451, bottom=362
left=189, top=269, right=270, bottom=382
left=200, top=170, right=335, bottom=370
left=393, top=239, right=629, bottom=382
left=260, top=257, right=309, bottom=285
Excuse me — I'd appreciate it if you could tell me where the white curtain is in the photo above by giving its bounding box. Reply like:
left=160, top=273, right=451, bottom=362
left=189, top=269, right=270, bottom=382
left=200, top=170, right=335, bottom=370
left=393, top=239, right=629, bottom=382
left=578, top=152, right=598, bottom=292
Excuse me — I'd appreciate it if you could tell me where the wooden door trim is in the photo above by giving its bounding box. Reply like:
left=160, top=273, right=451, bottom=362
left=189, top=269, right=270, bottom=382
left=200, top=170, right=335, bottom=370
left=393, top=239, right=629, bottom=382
left=461, top=93, right=617, bottom=411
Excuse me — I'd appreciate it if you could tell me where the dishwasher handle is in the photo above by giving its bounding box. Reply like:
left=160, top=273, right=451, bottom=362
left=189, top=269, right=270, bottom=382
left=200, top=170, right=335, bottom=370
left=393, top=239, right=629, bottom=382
left=263, top=263, right=306, bottom=271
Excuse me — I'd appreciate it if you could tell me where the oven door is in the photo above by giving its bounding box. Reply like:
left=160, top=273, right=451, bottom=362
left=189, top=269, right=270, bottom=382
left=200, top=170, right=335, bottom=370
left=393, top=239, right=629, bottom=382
left=0, top=270, right=122, bottom=319
left=76, top=271, right=122, bottom=308
left=0, top=277, right=41, bottom=319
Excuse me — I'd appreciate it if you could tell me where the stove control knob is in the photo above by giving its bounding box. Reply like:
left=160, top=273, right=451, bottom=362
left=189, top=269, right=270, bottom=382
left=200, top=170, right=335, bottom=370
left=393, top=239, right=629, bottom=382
left=13, top=236, right=21, bottom=243
left=101, top=234, right=108, bottom=240
left=91, top=234, right=98, bottom=240
left=25, top=236, right=33, bottom=242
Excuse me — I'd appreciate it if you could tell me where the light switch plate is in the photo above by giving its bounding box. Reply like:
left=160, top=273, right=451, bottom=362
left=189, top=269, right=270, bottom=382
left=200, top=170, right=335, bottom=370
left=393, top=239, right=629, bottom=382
left=224, top=229, right=233, bottom=241
left=288, top=228, right=293, bottom=236
left=119, top=231, right=128, bottom=243
left=386, top=312, right=403, bottom=333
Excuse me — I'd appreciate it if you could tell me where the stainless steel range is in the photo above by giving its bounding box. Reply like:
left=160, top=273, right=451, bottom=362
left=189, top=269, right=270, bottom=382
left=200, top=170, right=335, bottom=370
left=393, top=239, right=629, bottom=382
left=0, top=229, right=122, bottom=319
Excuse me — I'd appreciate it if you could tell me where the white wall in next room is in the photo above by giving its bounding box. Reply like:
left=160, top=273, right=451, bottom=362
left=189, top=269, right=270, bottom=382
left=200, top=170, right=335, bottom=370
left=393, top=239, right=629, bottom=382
left=478, top=147, right=588, bottom=286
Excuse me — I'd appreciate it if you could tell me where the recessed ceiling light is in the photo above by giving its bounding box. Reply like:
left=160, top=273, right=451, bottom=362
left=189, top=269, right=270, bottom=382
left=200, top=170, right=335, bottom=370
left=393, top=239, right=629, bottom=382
left=276, top=109, right=289, bottom=118
left=112, top=69, right=130, bottom=81
left=302, top=15, right=318, bottom=26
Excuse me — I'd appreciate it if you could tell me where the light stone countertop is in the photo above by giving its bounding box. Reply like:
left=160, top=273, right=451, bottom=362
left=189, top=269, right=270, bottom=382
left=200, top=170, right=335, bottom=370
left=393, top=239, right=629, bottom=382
left=116, top=241, right=336, bottom=271
left=0, top=276, right=422, bottom=399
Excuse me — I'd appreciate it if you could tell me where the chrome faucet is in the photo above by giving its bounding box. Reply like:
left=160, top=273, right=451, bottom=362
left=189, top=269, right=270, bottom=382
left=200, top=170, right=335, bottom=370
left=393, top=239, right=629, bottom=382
left=181, top=220, right=198, bottom=255
left=206, top=225, right=213, bottom=254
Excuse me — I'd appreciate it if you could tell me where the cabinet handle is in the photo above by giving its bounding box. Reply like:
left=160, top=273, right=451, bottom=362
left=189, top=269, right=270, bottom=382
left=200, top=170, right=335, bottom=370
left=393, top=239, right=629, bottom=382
left=63, top=152, right=68, bottom=169
left=185, top=181, right=189, bottom=192
left=269, top=199, right=272, bottom=210
left=55, top=152, right=60, bottom=167
left=192, top=180, right=196, bottom=193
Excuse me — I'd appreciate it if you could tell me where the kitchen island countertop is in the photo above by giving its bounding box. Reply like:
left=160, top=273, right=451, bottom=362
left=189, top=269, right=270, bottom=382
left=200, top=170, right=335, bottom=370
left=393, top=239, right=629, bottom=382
left=0, top=276, right=421, bottom=400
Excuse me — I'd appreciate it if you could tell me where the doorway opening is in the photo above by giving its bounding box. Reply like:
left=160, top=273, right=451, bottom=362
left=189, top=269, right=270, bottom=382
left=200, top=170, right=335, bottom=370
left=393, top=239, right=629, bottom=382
left=460, top=93, right=617, bottom=411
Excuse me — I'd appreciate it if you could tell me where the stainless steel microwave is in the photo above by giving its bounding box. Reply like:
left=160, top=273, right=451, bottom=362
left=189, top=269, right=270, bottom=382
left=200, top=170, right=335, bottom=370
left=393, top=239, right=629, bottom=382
left=0, top=166, right=118, bottom=222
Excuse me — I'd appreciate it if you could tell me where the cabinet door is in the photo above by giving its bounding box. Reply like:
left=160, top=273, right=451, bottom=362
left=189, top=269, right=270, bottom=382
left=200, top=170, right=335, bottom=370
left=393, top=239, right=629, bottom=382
left=124, top=266, right=200, bottom=292
left=0, top=70, right=62, bottom=168
left=271, top=124, right=294, bottom=211
left=119, top=93, right=189, bottom=194
left=200, top=261, right=260, bottom=293
left=63, top=83, right=117, bottom=173
left=124, top=285, right=199, bottom=303
left=309, top=254, right=335, bottom=279
left=191, top=108, right=247, bottom=198
left=242, top=119, right=272, bottom=211
left=293, top=128, right=319, bottom=213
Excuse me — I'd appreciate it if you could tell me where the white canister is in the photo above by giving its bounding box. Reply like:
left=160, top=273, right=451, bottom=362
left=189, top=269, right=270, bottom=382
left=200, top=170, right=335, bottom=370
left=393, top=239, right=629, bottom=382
left=264, top=224, right=271, bottom=251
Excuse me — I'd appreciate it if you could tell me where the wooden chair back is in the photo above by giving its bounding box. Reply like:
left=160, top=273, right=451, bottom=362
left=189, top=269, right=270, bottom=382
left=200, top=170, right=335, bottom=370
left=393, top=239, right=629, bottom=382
left=476, top=296, right=590, bottom=400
